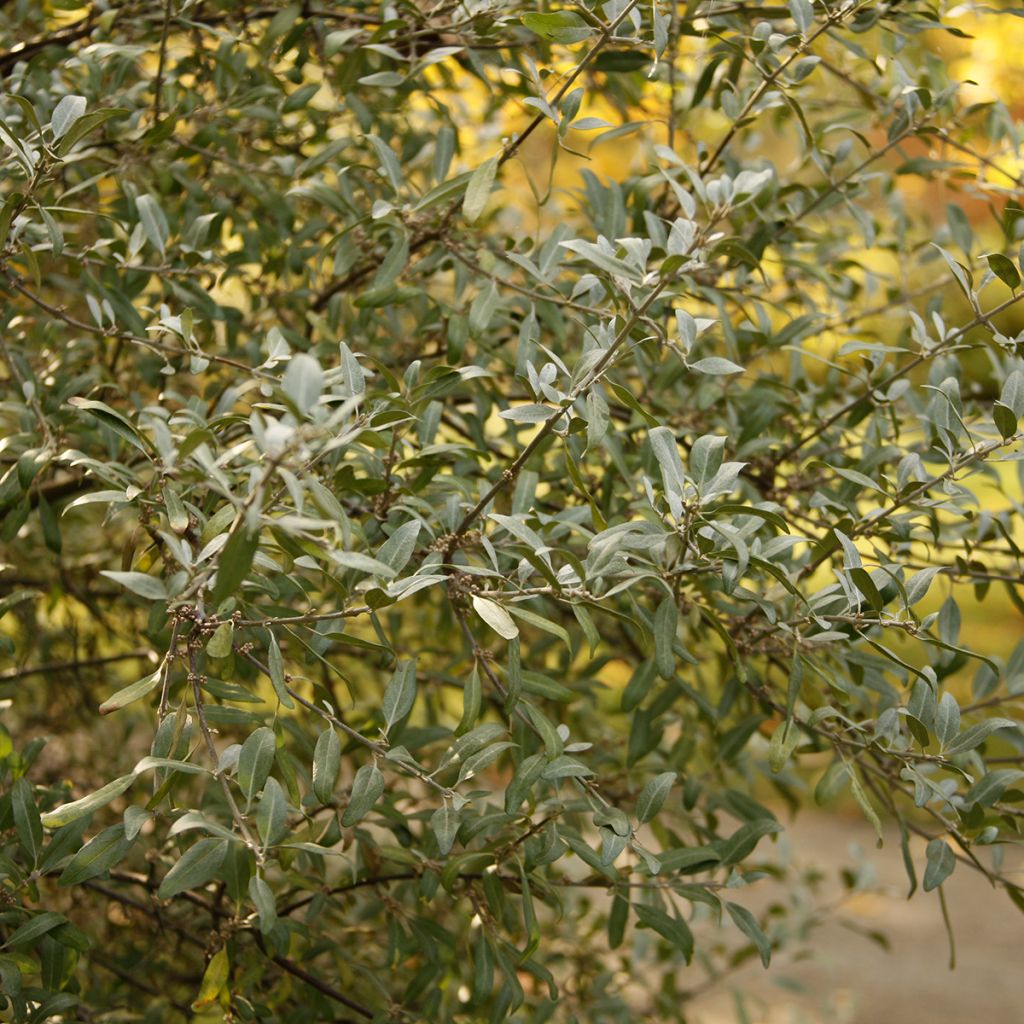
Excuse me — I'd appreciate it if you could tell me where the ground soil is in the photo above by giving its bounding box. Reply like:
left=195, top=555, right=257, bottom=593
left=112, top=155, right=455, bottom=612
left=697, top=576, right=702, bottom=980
left=688, top=812, right=1024, bottom=1024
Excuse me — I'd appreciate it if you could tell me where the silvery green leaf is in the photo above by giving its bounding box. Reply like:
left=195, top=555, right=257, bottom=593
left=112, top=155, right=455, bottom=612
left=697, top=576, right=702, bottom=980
left=50, top=95, right=87, bottom=139
left=654, top=597, right=678, bottom=679
left=934, top=692, right=961, bottom=748
left=136, top=194, right=169, bottom=255
left=649, top=426, right=685, bottom=497
left=637, top=771, right=676, bottom=824
left=382, top=658, right=417, bottom=733
left=430, top=804, right=460, bottom=855
left=332, top=550, right=398, bottom=577
left=249, top=875, right=277, bottom=934
left=788, top=0, right=813, bottom=33
left=99, top=571, right=168, bottom=600
left=904, top=567, right=941, bottom=608
left=237, top=727, right=276, bottom=808
left=923, top=838, right=956, bottom=891
left=463, top=154, right=499, bottom=223
left=689, top=435, right=726, bottom=491
left=944, top=718, right=1018, bottom=756
left=283, top=353, right=323, bottom=414
left=726, top=903, right=771, bottom=967
left=99, top=670, right=162, bottom=715
left=59, top=824, right=132, bottom=886
left=123, top=806, right=151, bottom=841
left=255, top=776, right=287, bottom=845
left=690, top=357, right=744, bottom=375
left=457, top=741, right=516, bottom=784
left=377, top=520, right=421, bottom=573
left=499, top=404, right=555, bottom=423
left=41, top=774, right=137, bottom=828
left=267, top=632, right=294, bottom=708
left=342, top=764, right=385, bottom=826
left=471, top=595, right=519, bottom=640
left=158, top=838, right=229, bottom=899
left=312, top=727, right=341, bottom=804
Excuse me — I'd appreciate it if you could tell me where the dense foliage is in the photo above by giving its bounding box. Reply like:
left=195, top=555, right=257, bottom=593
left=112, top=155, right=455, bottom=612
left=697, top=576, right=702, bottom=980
left=2, top=0, right=1024, bottom=1020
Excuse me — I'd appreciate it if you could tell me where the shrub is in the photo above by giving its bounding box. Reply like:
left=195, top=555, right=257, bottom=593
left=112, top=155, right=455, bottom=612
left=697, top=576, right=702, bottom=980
left=1, top=1, right=1023, bottom=1020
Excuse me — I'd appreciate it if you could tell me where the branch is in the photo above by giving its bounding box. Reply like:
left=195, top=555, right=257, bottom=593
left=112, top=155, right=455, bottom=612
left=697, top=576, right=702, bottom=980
left=2, top=268, right=273, bottom=379
left=0, top=8, right=99, bottom=75
left=263, top=944, right=374, bottom=1021
left=0, top=650, right=152, bottom=684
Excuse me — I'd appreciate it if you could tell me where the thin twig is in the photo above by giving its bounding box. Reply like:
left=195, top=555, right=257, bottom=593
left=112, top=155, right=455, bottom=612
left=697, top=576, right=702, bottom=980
left=0, top=649, right=152, bottom=684
left=188, top=646, right=262, bottom=860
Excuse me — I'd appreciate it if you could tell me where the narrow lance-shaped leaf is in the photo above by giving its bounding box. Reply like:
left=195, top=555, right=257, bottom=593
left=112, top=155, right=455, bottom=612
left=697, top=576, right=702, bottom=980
left=653, top=597, right=678, bottom=679
left=158, top=838, right=229, bottom=899
left=59, top=825, right=133, bottom=887
left=633, top=903, right=694, bottom=963
left=430, top=803, right=460, bottom=855
left=377, top=520, right=421, bottom=574
left=690, top=356, right=744, bottom=375
left=136, top=193, right=169, bottom=255
left=237, top=728, right=276, bottom=809
left=457, top=664, right=482, bottom=736
left=726, top=902, right=771, bottom=967
left=608, top=891, right=629, bottom=950
left=636, top=772, right=676, bottom=824
left=934, top=692, right=961, bottom=748
left=463, top=154, right=499, bottom=223
left=944, top=718, right=1017, bottom=757
left=266, top=632, right=294, bottom=709
left=472, top=595, right=519, bottom=640
left=2, top=912, right=69, bottom=950
left=211, top=527, right=258, bottom=606
left=341, top=763, right=385, bottom=826
left=55, top=106, right=129, bottom=155
left=12, top=778, right=43, bottom=864
left=41, top=773, right=137, bottom=829
left=382, top=658, right=417, bottom=734
left=283, top=353, right=323, bottom=414
left=255, top=776, right=287, bottom=846
left=50, top=95, right=87, bottom=139
left=312, top=727, right=341, bottom=804
left=67, top=397, right=151, bottom=454
left=249, top=875, right=277, bottom=935
left=648, top=426, right=685, bottom=497
left=99, top=571, right=167, bottom=601
left=923, top=838, right=956, bottom=892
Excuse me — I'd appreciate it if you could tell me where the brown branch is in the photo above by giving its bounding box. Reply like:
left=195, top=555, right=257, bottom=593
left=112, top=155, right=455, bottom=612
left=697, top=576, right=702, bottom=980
left=0, top=650, right=152, bottom=684
left=86, top=877, right=372, bottom=1019
left=91, top=952, right=194, bottom=1018
left=261, top=943, right=374, bottom=1021
left=2, top=267, right=272, bottom=378
left=0, top=9, right=99, bottom=75
left=310, top=225, right=443, bottom=312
